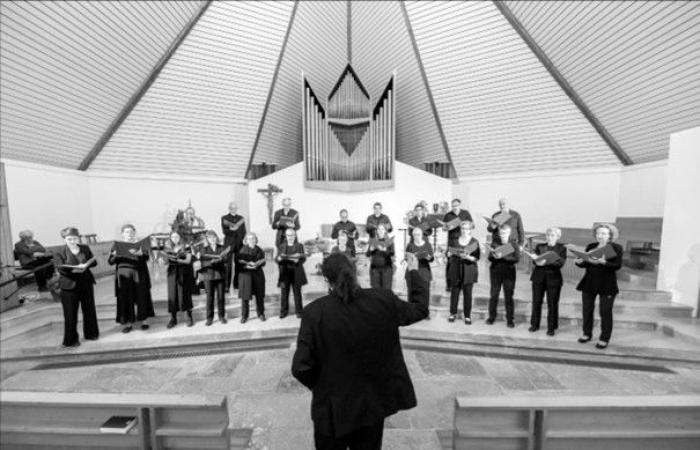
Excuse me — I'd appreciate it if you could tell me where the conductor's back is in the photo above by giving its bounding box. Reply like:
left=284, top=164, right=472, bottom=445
left=292, top=253, right=429, bottom=449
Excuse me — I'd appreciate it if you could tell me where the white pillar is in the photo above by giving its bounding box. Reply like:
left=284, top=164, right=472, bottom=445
left=657, top=126, right=700, bottom=316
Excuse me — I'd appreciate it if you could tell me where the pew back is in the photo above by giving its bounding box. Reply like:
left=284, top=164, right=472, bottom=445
left=454, top=395, right=700, bottom=450
left=0, top=391, right=231, bottom=450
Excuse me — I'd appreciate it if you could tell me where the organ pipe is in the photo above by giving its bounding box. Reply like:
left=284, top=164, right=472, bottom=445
left=303, top=70, right=393, bottom=182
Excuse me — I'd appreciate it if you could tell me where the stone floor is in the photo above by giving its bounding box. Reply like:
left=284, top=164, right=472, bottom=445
left=3, top=346, right=700, bottom=449
left=2, top=257, right=700, bottom=449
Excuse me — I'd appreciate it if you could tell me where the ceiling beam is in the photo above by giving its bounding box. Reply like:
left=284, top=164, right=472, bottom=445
left=244, top=1, right=299, bottom=180
left=399, top=1, right=458, bottom=178
left=78, top=1, right=212, bottom=171
left=493, top=0, right=633, bottom=166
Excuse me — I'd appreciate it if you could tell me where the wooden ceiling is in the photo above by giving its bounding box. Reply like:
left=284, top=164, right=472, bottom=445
left=1, top=1, right=697, bottom=177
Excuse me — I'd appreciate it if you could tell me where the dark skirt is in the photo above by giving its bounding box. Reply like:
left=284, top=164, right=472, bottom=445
left=116, top=266, right=155, bottom=324
left=167, top=264, right=194, bottom=313
left=446, top=256, right=478, bottom=287
left=238, top=269, right=265, bottom=300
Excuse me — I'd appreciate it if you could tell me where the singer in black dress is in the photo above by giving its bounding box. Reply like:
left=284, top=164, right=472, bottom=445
left=54, top=227, right=99, bottom=347
left=108, top=224, right=154, bottom=333
left=163, top=231, right=194, bottom=328
left=404, top=227, right=434, bottom=311
left=237, top=233, right=267, bottom=323
left=446, top=221, right=480, bottom=324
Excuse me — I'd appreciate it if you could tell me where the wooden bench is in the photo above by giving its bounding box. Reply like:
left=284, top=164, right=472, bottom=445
left=454, top=395, right=700, bottom=450
left=0, top=391, right=235, bottom=450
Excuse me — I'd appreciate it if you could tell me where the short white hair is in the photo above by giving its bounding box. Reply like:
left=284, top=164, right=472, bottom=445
left=19, top=230, right=33, bottom=239
left=546, top=227, right=562, bottom=239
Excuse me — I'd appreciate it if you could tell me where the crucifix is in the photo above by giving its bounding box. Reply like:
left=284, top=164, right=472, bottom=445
left=257, top=183, right=283, bottom=225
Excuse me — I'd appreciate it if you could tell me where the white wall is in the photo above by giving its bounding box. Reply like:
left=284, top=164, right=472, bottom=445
left=2, top=159, right=93, bottom=246
left=658, top=127, right=700, bottom=313
left=0, top=156, right=673, bottom=259
left=87, top=171, right=247, bottom=241
left=247, top=161, right=454, bottom=249
left=455, top=166, right=622, bottom=237
left=618, top=160, right=667, bottom=217
left=1, top=158, right=249, bottom=245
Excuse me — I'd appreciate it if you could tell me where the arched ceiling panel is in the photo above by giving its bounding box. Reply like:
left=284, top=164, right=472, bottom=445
left=351, top=1, right=447, bottom=170
left=405, top=1, right=620, bottom=177
left=0, top=0, right=204, bottom=168
left=505, top=0, right=700, bottom=163
left=90, top=1, right=293, bottom=177
left=251, top=0, right=348, bottom=171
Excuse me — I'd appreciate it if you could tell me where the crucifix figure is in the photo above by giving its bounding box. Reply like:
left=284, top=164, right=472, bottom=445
left=257, top=183, right=283, bottom=225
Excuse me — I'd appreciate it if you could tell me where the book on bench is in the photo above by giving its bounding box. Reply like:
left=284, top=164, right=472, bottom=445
left=100, top=416, right=138, bottom=434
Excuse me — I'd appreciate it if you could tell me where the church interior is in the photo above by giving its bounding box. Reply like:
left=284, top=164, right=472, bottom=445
left=1, top=1, right=699, bottom=449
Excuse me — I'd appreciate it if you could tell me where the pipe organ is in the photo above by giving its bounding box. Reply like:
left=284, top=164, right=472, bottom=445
left=303, top=65, right=395, bottom=182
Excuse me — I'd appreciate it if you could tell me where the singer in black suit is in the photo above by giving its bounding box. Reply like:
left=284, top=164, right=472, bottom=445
left=331, top=209, right=358, bottom=252
left=54, top=227, right=99, bottom=347
left=272, top=197, right=300, bottom=246
left=365, top=202, right=393, bottom=239
left=277, top=228, right=308, bottom=318
left=529, top=227, right=567, bottom=335
left=575, top=223, right=623, bottom=349
left=408, top=203, right=432, bottom=242
left=198, top=230, right=228, bottom=325
left=221, top=201, right=246, bottom=293
left=487, top=224, right=521, bottom=327
left=292, top=253, right=429, bottom=450
left=486, top=198, right=525, bottom=247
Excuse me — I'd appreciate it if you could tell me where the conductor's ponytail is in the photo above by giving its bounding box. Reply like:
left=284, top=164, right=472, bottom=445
left=322, top=254, right=360, bottom=304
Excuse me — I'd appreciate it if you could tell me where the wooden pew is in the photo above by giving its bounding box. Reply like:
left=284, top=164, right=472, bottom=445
left=0, top=391, right=234, bottom=450
left=454, top=395, right=700, bottom=450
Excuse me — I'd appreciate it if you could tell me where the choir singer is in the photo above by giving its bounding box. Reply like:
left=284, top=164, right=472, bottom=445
left=575, top=223, right=623, bottom=349
left=54, top=227, right=99, bottom=347
left=528, top=227, right=567, bottom=335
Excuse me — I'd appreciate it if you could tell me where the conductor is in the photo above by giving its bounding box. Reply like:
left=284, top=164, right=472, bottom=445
left=292, top=253, right=429, bottom=449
